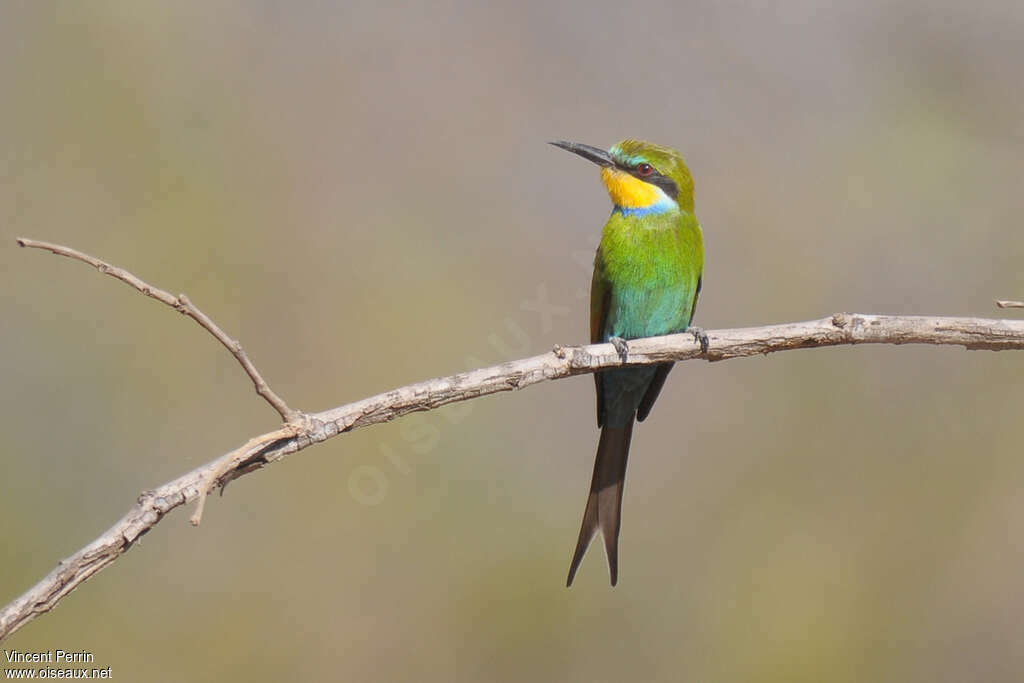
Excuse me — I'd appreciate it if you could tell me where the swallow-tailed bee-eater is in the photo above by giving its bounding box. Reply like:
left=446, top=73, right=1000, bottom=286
left=551, top=139, right=705, bottom=586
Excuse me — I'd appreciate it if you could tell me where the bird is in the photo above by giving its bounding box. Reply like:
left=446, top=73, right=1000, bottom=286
left=550, top=139, right=705, bottom=586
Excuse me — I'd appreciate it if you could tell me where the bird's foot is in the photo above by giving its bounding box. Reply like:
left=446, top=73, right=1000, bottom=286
left=687, top=326, right=709, bottom=354
left=609, top=336, right=629, bottom=363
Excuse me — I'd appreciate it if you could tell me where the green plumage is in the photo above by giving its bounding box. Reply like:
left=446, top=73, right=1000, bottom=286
left=551, top=138, right=704, bottom=586
left=594, top=209, right=703, bottom=342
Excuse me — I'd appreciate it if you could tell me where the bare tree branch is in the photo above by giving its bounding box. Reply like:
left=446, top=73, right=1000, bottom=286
left=16, top=238, right=298, bottom=423
left=996, top=299, right=1024, bottom=308
left=5, top=239, right=1024, bottom=640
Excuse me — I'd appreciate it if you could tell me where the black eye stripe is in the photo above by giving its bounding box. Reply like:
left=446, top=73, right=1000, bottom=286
left=650, top=175, right=679, bottom=197
left=621, top=163, right=679, bottom=198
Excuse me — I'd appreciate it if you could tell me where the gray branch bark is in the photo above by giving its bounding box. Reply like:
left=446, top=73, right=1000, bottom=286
left=16, top=238, right=298, bottom=422
left=3, top=312, right=1023, bottom=640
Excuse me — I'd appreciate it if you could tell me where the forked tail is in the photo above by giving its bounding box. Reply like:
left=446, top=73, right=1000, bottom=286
left=566, top=419, right=635, bottom=586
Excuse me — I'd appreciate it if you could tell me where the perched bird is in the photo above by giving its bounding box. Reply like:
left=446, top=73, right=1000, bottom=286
left=550, top=139, right=705, bottom=586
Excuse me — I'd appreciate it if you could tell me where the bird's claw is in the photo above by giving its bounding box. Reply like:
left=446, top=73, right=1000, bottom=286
left=687, top=326, right=709, bottom=354
left=609, top=336, right=629, bottom=363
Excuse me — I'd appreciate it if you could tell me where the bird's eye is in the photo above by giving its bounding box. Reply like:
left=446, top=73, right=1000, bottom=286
left=636, top=163, right=654, bottom=177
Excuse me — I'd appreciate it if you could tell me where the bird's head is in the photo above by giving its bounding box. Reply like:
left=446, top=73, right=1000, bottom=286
left=550, top=139, right=694, bottom=215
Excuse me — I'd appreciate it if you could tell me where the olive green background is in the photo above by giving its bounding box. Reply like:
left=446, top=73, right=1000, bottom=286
left=3, top=1, right=1024, bottom=681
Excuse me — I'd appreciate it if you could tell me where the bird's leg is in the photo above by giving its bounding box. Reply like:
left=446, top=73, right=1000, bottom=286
left=687, top=326, right=709, bottom=354
left=609, top=336, right=629, bottom=363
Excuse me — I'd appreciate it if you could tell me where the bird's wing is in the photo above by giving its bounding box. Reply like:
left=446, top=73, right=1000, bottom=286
left=636, top=364, right=672, bottom=422
left=689, top=274, right=702, bottom=322
left=590, top=249, right=611, bottom=427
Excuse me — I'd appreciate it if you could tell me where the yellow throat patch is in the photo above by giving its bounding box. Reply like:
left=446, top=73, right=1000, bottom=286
left=600, top=167, right=666, bottom=209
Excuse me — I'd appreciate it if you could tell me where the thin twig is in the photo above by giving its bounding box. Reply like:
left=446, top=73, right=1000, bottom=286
left=996, top=299, right=1024, bottom=308
left=16, top=238, right=299, bottom=423
left=4, top=309, right=1024, bottom=639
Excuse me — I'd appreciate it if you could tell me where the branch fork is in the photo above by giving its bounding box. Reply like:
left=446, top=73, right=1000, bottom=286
left=3, top=237, right=1023, bottom=641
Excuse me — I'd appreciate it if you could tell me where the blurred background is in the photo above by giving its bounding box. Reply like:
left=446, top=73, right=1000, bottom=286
left=3, top=1, right=1024, bottom=680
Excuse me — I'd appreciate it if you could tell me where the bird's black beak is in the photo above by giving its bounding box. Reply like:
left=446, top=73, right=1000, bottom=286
left=549, top=140, right=614, bottom=167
